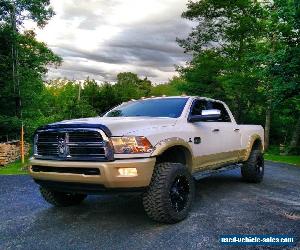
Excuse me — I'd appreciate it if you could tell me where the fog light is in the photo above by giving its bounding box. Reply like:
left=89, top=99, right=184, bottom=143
left=118, top=168, right=138, bottom=177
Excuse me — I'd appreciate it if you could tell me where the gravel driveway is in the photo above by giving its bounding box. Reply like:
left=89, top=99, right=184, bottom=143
left=0, top=161, right=299, bottom=249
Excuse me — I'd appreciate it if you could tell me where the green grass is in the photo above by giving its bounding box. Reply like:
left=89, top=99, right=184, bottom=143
left=265, top=153, right=300, bottom=166
left=0, top=159, right=29, bottom=175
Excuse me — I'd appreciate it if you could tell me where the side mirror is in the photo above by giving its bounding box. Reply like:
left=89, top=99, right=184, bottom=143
left=188, top=109, right=221, bottom=123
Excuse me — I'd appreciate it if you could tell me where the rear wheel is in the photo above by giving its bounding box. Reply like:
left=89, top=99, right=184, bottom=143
left=241, top=149, right=264, bottom=183
left=142, top=162, right=195, bottom=224
left=40, top=187, right=87, bottom=207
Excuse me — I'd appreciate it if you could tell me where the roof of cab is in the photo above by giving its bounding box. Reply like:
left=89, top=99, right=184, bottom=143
left=138, top=95, right=222, bottom=103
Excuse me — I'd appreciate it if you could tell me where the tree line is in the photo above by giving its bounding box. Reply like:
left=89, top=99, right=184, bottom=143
left=0, top=0, right=299, bottom=154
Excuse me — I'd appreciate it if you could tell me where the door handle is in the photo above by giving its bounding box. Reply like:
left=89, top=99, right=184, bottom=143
left=212, top=129, right=220, bottom=132
left=234, top=128, right=240, bottom=132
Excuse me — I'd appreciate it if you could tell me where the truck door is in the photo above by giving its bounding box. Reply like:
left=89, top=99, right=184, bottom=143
left=188, top=99, right=241, bottom=170
left=210, top=101, right=241, bottom=163
left=188, top=99, right=224, bottom=170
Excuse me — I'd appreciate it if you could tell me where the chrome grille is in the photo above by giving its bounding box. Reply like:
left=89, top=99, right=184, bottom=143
left=34, top=129, right=113, bottom=161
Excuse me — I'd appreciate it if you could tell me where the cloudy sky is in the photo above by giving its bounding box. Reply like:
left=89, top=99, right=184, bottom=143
left=25, top=0, right=193, bottom=83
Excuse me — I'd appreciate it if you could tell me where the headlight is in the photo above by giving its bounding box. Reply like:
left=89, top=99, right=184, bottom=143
left=110, top=136, right=153, bottom=154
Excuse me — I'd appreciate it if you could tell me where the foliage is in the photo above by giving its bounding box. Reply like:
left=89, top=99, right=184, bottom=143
left=114, top=72, right=152, bottom=101
left=0, top=0, right=61, bottom=141
left=177, top=0, right=266, bottom=123
left=150, top=76, right=184, bottom=96
left=0, top=0, right=54, bottom=27
left=177, top=51, right=225, bottom=99
left=177, top=0, right=300, bottom=150
left=81, top=79, right=119, bottom=115
left=0, top=29, right=61, bottom=140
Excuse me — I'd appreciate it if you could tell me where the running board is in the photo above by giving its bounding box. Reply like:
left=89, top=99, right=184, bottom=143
left=192, top=163, right=242, bottom=181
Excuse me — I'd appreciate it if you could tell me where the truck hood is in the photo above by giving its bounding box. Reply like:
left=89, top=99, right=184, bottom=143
left=48, top=117, right=178, bottom=136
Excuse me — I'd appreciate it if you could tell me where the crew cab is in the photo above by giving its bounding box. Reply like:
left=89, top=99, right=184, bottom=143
left=29, top=96, right=264, bottom=223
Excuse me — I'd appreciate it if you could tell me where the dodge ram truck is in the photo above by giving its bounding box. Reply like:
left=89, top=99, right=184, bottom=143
left=29, top=96, right=264, bottom=223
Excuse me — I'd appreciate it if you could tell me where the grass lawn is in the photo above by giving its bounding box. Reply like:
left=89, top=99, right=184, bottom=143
left=264, top=153, right=300, bottom=167
left=0, top=159, right=28, bottom=175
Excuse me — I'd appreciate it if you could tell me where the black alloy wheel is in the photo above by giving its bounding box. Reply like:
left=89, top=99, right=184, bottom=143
left=169, top=175, right=190, bottom=212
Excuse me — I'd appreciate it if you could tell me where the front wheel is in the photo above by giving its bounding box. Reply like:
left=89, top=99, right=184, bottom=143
left=142, top=162, right=195, bottom=224
left=241, top=149, right=264, bottom=183
left=40, top=187, right=87, bottom=207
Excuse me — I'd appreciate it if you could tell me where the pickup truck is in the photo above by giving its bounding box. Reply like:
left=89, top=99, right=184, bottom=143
left=29, top=96, right=264, bottom=223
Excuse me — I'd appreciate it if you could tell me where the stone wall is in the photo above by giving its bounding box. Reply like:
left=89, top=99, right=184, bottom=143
left=0, top=141, right=30, bottom=166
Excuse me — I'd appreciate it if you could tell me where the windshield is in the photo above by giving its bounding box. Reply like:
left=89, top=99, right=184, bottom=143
left=105, top=98, right=188, bottom=118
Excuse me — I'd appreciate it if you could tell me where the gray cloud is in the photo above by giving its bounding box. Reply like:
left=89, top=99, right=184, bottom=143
left=40, top=0, right=193, bottom=83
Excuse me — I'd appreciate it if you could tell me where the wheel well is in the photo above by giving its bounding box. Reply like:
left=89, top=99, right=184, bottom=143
left=252, top=139, right=263, bottom=151
left=156, top=146, right=192, bottom=169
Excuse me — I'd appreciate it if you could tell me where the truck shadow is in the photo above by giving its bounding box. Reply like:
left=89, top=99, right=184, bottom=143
left=31, top=172, right=245, bottom=231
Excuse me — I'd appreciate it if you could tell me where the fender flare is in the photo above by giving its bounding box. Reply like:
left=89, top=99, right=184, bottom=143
left=150, top=137, right=194, bottom=171
left=242, top=134, right=264, bottom=161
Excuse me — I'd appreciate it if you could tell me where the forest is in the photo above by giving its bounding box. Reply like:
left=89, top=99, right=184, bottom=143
left=0, top=0, right=299, bottom=155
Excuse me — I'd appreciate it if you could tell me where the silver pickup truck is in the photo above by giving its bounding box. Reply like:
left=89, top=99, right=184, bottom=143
left=29, top=96, right=264, bottom=223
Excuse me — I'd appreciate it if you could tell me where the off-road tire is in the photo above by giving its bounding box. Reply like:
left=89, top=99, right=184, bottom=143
left=241, top=149, right=264, bottom=183
left=142, top=162, right=195, bottom=224
left=40, top=187, right=87, bottom=207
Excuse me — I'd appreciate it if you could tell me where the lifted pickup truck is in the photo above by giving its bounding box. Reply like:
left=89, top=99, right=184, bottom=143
left=29, top=96, right=264, bottom=223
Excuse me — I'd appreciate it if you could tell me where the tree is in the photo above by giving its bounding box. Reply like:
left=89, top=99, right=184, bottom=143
left=115, top=72, right=152, bottom=101
left=45, top=79, right=97, bottom=119
left=0, top=0, right=54, bottom=27
left=81, top=78, right=120, bottom=115
left=150, top=76, right=184, bottom=96
left=98, top=82, right=120, bottom=114
left=81, top=78, right=102, bottom=111
left=0, top=0, right=61, bottom=140
left=249, top=0, right=300, bottom=149
left=178, top=0, right=300, bottom=151
left=177, top=0, right=265, bottom=123
left=177, top=51, right=224, bottom=99
left=0, top=29, right=61, bottom=138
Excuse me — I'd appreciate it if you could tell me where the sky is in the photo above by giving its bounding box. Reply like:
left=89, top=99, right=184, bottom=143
left=25, top=0, right=193, bottom=83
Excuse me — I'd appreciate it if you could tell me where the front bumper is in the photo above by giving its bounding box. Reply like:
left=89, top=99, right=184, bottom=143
left=29, top=157, right=156, bottom=189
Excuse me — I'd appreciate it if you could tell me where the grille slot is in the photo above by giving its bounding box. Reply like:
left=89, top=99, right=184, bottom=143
left=32, top=165, right=100, bottom=175
left=38, top=132, right=59, bottom=143
left=37, top=144, right=59, bottom=156
left=35, top=129, right=111, bottom=161
left=69, top=146, right=105, bottom=156
left=69, top=131, right=102, bottom=143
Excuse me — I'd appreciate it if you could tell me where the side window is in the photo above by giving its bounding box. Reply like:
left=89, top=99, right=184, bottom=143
left=212, top=102, right=231, bottom=122
left=190, top=99, right=231, bottom=122
left=191, top=100, right=208, bottom=115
